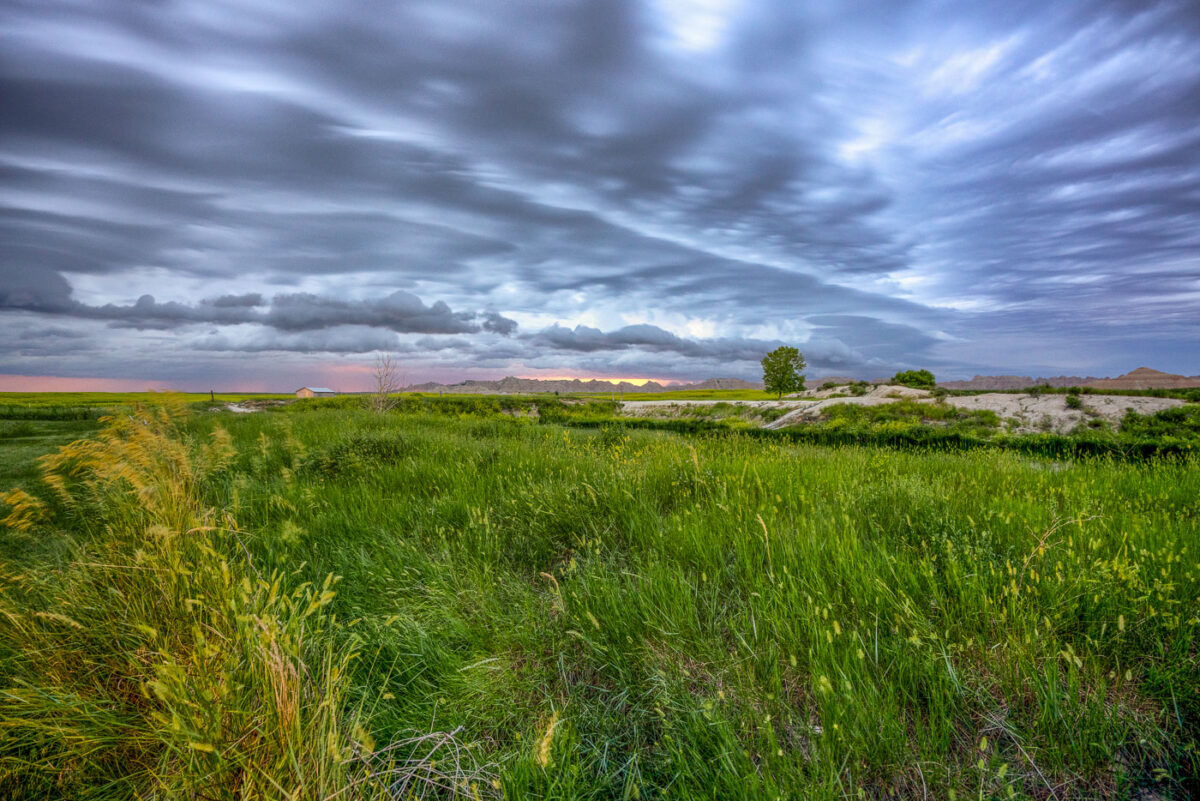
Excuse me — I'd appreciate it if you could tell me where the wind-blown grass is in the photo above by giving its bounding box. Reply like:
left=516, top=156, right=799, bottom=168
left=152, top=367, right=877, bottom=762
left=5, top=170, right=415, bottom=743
left=2, top=405, right=1197, bottom=798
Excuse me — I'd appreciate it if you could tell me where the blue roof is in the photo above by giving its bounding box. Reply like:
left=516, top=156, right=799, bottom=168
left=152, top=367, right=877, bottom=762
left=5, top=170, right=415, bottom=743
left=298, top=387, right=336, bottom=393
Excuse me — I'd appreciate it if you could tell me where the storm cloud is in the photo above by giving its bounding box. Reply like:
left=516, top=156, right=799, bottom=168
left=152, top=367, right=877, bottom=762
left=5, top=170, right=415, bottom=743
left=2, top=0, right=1198, bottom=389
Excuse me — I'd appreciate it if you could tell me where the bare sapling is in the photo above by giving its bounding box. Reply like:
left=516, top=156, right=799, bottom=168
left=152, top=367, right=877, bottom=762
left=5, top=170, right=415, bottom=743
left=372, top=354, right=403, bottom=412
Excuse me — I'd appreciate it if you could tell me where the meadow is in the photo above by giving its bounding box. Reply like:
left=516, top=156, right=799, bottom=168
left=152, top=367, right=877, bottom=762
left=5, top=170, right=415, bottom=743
left=0, top=397, right=1197, bottom=799
left=0, top=391, right=293, bottom=422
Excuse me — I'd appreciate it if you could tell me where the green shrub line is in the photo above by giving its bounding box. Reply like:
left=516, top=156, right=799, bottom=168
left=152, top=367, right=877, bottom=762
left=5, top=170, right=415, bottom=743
left=946, top=385, right=1200, bottom=402
left=564, top=416, right=1198, bottom=461
left=0, top=405, right=105, bottom=421
left=278, top=392, right=620, bottom=422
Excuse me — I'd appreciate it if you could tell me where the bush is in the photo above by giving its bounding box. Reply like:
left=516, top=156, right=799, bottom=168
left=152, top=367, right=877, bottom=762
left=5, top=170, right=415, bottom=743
left=0, top=421, right=38, bottom=439
left=891, top=369, right=936, bottom=390
left=306, top=431, right=414, bottom=476
left=1065, top=394, right=1084, bottom=410
left=1120, top=405, right=1200, bottom=440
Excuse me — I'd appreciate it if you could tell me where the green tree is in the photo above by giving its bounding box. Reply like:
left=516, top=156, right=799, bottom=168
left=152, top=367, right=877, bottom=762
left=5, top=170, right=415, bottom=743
left=891, top=369, right=936, bottom=390
left=761, top=346, right=806, bottom=398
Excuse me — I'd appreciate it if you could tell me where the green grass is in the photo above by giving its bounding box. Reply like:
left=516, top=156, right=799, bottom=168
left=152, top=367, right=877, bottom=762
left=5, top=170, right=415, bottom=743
left=1, top=404, right=1198, bottom=798
left=813, top=399, right=1003, bottom=436
left=0, top=420, right=100, bottom=487
left=0, top=392, right=293, bottom=420
left=0, top=391, right=292, bottom=408
left=1119, top=405, right=1200, bottom=442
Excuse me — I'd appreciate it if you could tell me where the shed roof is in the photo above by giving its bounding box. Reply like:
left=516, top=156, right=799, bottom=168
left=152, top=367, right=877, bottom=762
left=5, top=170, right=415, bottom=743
left=296, top=387, right=336, bottom=393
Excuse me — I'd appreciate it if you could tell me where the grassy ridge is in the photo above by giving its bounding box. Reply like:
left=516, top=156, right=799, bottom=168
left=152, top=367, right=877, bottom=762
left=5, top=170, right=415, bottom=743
left=1, top=405, right=1198, bottom=798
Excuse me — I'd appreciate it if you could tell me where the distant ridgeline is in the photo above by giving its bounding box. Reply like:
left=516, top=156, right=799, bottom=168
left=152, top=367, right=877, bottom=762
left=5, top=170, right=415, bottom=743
left=938, top=367, right=1200, bottom=391
left=401, top=376, right=763, bottom=394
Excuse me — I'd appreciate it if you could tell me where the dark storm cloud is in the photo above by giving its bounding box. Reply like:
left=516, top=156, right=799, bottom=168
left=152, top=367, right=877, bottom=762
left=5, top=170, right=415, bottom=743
left=530, top=323, right=774, bottom=363
left=0, top=264, right=74, bottom=310
left=194, top=326, right=404, bottom=354
left=263, top=292, right=479, bottom=334
left=481, top=312, right=518, bottom=336
left=2, top=0, right=1199, bottom=387
left=204, top=294, right=264, bottom=308
left=0, top=280, right=517, bottom=336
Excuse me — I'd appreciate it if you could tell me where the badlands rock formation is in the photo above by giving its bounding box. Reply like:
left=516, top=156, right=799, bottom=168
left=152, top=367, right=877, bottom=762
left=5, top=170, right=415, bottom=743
left=939, top=367, right=1200, bottom=391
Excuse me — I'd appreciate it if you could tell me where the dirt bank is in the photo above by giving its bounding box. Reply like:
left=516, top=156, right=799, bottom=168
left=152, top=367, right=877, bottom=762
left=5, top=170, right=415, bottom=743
left=762, top=390, right=1184, bottom=434
left=619, top=399, right=803, bottom=414
left=943, top=393, right=1183, bottom=434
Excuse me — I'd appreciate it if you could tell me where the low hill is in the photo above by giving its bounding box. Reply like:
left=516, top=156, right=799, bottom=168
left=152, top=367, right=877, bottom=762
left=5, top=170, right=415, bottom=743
left=403, top=376, right=762, bottom=395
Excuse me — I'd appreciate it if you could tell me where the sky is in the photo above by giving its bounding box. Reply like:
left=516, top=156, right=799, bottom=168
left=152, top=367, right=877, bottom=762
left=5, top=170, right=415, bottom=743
left=2, top=0, right=1199, bottom=391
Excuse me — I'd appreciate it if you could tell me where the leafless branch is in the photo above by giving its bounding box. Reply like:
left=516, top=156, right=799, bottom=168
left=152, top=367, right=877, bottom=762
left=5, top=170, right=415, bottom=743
left=371, top=354, right=403, bottom=413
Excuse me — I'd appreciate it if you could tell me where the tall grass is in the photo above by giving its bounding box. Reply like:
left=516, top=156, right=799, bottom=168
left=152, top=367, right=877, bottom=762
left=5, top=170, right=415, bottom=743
left=0, top=402, right=436, bottom=799
left=2, top=406, right=1198, bottom=798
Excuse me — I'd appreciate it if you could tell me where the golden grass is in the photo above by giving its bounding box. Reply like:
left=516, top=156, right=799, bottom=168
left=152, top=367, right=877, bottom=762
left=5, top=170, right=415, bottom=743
left=0, top=400, right=385, bottom=798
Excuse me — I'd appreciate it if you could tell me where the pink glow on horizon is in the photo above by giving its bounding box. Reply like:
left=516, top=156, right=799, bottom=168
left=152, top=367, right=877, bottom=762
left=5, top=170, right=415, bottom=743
left=0, top=374, right=281, bottom=393
left=0, top=374, right=175, bottom=392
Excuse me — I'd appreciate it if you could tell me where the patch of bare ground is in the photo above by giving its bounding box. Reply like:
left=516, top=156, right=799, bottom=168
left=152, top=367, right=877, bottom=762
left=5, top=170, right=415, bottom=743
left=618, top=399, right=806, bottom=419
left=763, top=385, right=934, bottom=429
left=763, top=387, right=1184, bottom=434
left=943, top=393, right=1183, bottom=434
left=217, top=400, right=289, bottom=413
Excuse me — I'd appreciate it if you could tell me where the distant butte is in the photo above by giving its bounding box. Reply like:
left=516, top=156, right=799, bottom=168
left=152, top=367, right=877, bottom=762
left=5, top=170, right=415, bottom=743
left=938, top=367, right=1200, bottom=391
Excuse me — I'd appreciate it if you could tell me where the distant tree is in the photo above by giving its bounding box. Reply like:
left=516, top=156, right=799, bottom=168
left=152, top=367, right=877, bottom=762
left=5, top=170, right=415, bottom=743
left=371, top=354, right=403, bottom=412
left=891, top=369, right=936, bottom=390
left=761, top=346, right=806, bottom=399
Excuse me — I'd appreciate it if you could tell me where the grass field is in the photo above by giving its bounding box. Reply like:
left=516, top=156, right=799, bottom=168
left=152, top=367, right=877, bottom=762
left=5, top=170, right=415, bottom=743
left=0, top=392, right=293, bottom=408
left=0, top=392, right=293, bottom=421
left=1, top=399, right=1198, bottom=799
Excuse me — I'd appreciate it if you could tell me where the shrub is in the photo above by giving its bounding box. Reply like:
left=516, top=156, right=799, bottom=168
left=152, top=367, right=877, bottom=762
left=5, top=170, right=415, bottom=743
left=891, top=369, right=936, bottom=390
left=0, top=421, right=38, bottom=439
left=306, top=430, right=414, bottom=476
